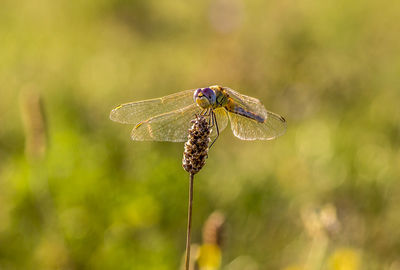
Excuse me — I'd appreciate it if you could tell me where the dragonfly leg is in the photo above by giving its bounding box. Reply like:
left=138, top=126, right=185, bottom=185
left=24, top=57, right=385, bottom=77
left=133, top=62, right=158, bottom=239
left=208, top=109, right=214, bottom=127
left=208, top=109, right=213, bottom=126
left=209, top=110, right=219, bottom=149
left=209, top=116, right=214, bottom=127
left=198, top=108, right=214, bottom=127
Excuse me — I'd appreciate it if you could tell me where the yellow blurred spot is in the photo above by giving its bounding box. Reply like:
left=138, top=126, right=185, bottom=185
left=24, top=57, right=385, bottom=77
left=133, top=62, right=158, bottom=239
left=328, top=248, right=361, bottom=270
left=197, top=244, right=221, bottom=270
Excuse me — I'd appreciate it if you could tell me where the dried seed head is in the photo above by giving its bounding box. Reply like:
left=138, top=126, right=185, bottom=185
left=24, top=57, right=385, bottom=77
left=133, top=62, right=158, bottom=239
left=202, top=211, right=225, bottom=246
left=182, top=115, right=211, bottom=175
left=20, top=89, right=48, bottom=161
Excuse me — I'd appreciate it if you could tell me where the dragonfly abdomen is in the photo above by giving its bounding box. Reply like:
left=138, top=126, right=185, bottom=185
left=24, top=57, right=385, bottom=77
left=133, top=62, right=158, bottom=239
left=225, top=99, right=265, bottom=123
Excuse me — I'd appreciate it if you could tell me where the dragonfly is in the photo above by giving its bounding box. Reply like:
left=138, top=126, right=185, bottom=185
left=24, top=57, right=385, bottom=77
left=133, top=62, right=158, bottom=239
left=110, top=85, right=286, bottom=145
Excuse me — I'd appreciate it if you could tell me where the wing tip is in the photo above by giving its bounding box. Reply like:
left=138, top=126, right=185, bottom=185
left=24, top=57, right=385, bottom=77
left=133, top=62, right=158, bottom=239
left=109, top=105, right=121, bottom=120
left=110, top=105, right=130, bottom=123
left=130, top=124, right=143, bottom=141
left=109, top=111, right=116, bottom=121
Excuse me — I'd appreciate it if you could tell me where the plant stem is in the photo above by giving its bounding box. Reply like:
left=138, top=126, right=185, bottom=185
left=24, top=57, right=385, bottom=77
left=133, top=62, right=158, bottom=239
left=185, top=173, right=194, bottom=270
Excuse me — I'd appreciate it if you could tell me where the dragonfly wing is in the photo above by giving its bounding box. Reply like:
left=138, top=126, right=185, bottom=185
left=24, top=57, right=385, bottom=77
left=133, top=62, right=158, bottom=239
left=110, top=89, right=195, bottom=124
left=131, top=104, right=203, bottom=142
left=224, top=87, right=272, bottom=118
left=228, top=110, right=287, bottom=140
left=211, top=107, right=229, bottom=137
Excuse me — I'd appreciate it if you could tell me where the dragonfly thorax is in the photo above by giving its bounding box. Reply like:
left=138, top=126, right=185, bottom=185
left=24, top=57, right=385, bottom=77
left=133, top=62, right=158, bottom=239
left=194, top=87, right=217, bottom=109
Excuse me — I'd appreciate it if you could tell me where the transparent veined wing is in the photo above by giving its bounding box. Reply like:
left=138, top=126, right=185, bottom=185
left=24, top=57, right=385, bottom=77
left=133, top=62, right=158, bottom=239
left=131, top=104, right=202, bottom=142
left=110, top=89, right=195, bottom=124
left=132, top=104, right=201, bottom=141
left=224, top=87, right=287, bottom=140
left=224, top=87, right=272, bottom=119
left=228, top=111, right=286, bottom=140
left=132, top=105, right=229, bottom=142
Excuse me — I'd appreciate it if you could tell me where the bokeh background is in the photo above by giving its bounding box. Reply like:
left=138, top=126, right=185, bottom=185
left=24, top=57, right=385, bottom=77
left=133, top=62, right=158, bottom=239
left=1, top=0, right=399, bottom=269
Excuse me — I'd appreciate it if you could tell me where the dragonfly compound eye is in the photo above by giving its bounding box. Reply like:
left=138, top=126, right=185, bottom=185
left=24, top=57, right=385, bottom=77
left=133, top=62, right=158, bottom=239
left=202, top=88, right=216, bottom=104
left=193, top=88, right=202, bottom=102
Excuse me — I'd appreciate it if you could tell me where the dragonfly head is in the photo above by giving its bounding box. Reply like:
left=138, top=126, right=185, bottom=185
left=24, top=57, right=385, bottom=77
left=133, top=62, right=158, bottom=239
left=194, top=88, right=216, bottom=109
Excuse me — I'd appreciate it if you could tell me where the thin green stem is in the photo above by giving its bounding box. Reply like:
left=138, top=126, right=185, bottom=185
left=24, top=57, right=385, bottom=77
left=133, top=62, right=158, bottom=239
left=185, top=173, right=194, bottom=270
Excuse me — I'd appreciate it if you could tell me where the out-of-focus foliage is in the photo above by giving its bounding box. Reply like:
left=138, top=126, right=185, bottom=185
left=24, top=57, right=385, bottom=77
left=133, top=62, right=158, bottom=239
left=1, top=0, right=399, bottom=269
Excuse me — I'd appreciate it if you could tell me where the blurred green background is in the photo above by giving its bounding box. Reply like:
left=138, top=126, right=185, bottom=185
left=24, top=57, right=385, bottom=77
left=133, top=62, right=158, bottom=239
left=1, top=0, right=399, bottom=269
